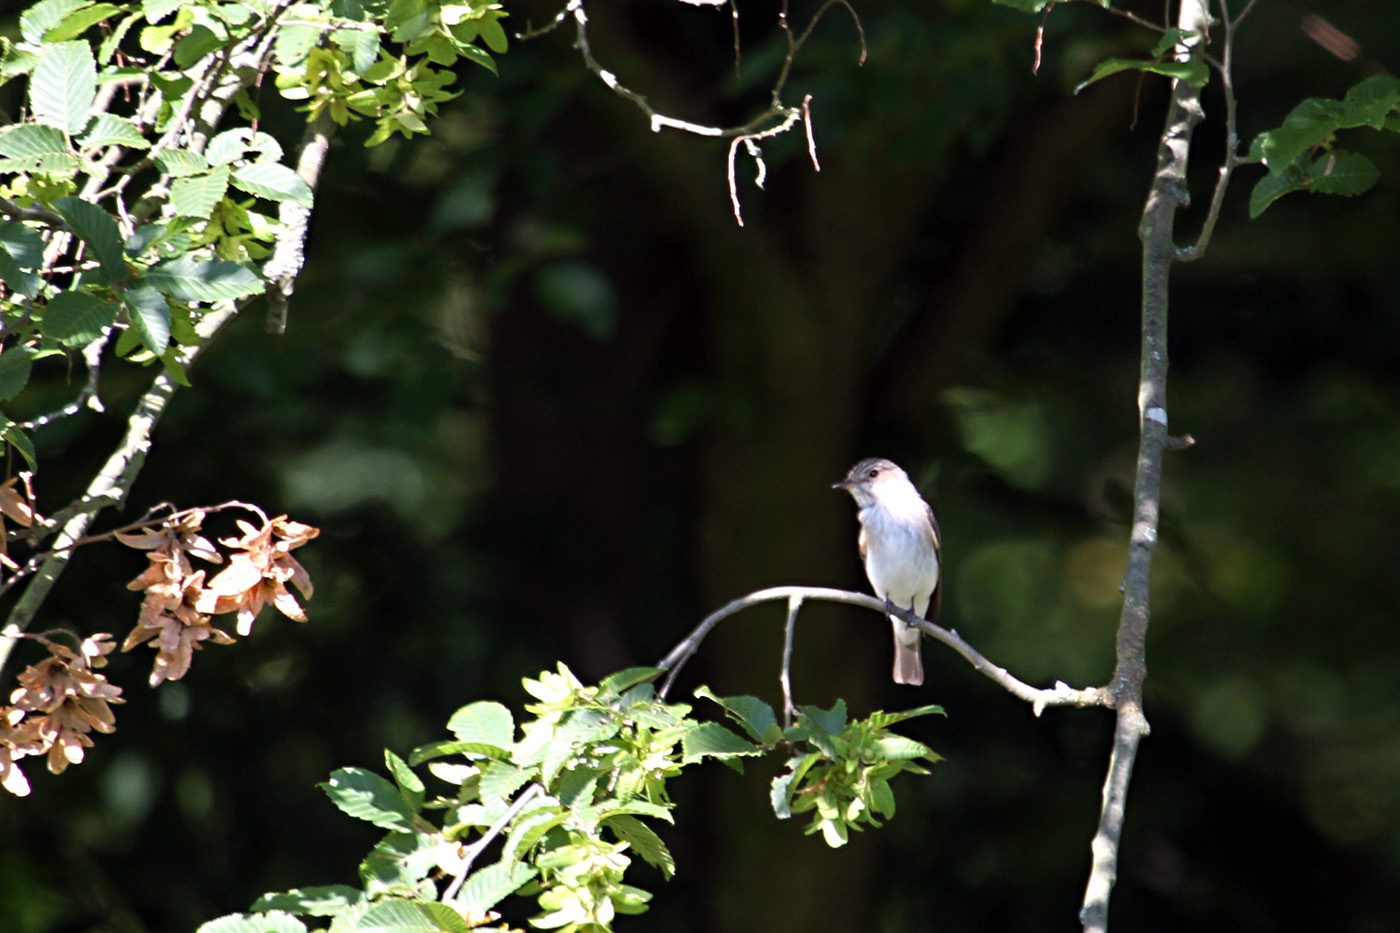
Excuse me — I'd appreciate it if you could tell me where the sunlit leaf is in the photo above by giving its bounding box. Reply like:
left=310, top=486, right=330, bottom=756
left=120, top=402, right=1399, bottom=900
left=232, top=161, right=313, bottom=206
left=54, top=196, right=127, bottom=281
left=43, top=290, right=116, bottom=346
left=30, top=40, right=96, bottom=133
left=124, top=285, right=171, bottom=355
left=320, top=767, right=416, bottom=831
left=143, top=255, right=262, bottom=301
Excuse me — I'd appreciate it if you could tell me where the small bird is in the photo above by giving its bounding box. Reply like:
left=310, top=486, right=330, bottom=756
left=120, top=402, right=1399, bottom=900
left=833, top=458, right=942, bottom=685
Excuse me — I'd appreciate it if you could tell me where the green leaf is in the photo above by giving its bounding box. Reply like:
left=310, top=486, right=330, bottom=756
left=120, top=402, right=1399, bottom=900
left=598, top=667, right=661, bottom=696
left=21, top=0, right=89, bottom=44
left=385, top=748, right=426, bottom=813
left=0, top=248, right=40, bottom=299
left=156, top=148, right=210, bottom=177
left=446, top=701, right=514, bottom=751
left=870, top=735, right=937, bottom=761
left=274, top=24, right=322, bottom=67
left=769, top=753, right=818, bottom=819
left=332, top=26, right=381, bottom=75
left=30, top=40, right=96, bottom=134
left=1247, top=168, right=1299, bottom=219
left=478, top=762, right=531, bottom=806
left=44, top=2, right=123, bottom=41
left=43, top=290, right=116, bottom=346
left=0, top=346, right=36, bottom=401
left=1257, top=125, right=1331, bottom=174
left=0, top=222, right=45, bottom=298
left=865, top=704, right=946, bottom=729
left=4, top=423, right=37, bottom=469
left=54, top=196, right=127, bottom=281
left=604, top=814, right=674, bottom=878
left=174, top=23, right=226, bottom=69
left=251, top=885, right=363, bottom=917
left=680, top=722, right=760, bottom=764
left=170, top=165, right=231, bottom=219
left=1308, top=150, right=1380, bottom=198
left=196, top=912, right=307, bottom=933
left=1075, top=55, right=1209, bottom=95
left=232, top=161, right=314, bottom=206
left=143, top=255, right=262, bottom=301
left=142, top=0, right=183, bottom=23
left=355, top=899, right=472, bottom=933
left=0, top=124, right=71, bottom=159
left=123, top=285, right=171, bottom=355
left=798, top=699, right=848, bottom=738
left=98, top=12, right=140, bottom=63
left=990, top=0, right=1055, bottom=11
left=320, top=767, right=416, bottom=832
left=360, top=831, right=440, bottom=897
left=78, top=113, right=151, bottom=150
left=453, top=859, right=537, bottom=918
left=694, top=687, right=779, bottom=744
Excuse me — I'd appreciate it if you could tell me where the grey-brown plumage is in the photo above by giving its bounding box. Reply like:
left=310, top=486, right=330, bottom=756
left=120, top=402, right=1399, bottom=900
left=834, top=458, right=942, bottom=685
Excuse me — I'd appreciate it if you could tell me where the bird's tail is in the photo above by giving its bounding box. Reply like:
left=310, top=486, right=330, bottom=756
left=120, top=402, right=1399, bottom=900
left=891, top=617, right=923, bottom=685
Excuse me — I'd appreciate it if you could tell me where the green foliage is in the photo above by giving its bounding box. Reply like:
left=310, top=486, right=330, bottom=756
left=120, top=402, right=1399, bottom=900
left=1074, top=28, right=1209, bottom=94
left=1246, top=75, right=1400, bottom=217
left=0, top=0, right=508, bottom=466
left=204, top=665, right=943, bottom=931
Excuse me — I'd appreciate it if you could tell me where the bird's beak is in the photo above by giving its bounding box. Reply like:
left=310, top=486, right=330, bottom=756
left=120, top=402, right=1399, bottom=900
left=832, top=479, right=854, bottom=490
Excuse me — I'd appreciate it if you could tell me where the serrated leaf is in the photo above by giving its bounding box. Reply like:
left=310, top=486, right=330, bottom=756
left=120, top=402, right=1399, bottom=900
left=143, top=255, right=262, bottom=301
left=274, top=23, right=322, bottom=66
left=54, top=196, right=127, bottom=281
left=44, top=3, right=123, bottom=41
left=232, top=161, right=313, bottom=206
left=680, top=722, right=760, bottom=763
left=1308, top=150, right=1380, bottom=197
left=865, top=704, right=946, bottom=729
left=1075, top=55, right=1208, bottom=95
left=356, top=899, right=472, bottom=933
left=870, top=735, right=936, bottom=761
left=446, top=701, right=514, bottom=750
left=170, top=165, right=231, bottom=219
left=142, top=0, right=183, bottom=23
left=694, top=687, right=777, bottom=743
left=1256, top=124, right=1331, bottom=173
left=360, top=831, right=440, bottom=896
left=478, top=762, right=531, bottom=805
left=156, top=148, right=210, bottom=177
left=798, top=699, right=848, bottom=737
left=503, top=802, right=568, bottom=859
left=0, top=223, right=44, bottom=268
left=604, top=814, right=674, bottom=878
left=43, top=290, right=116, bottom=346
left=174, top=23, right=226, bottom=69
left=0, top=346, right=36, bottom=401
left=321, top=767, right=416, bottom=832
left=196, top=911, right=307, bottom=933
left=78, top=113, right=151, bottom=150
left=454, top=859, right=537, bottom=917
left=21, top=0, right=89, bottom=45
left=251, top=885, right=363, bottom=917
left=332, top=26, right=381, bottom=74
left=385, top=748, right=425, bottom=813
left=4, top=423, right=37, bottom=469
left=0, top=249, right=40, bottom=299
left=1248, top=171, right=1300, bottom=219
left=0, top=124, right=71, bottom=159
left=124, top=285, right=172, bottom=355
left=30, top=40, right=96, bottom=133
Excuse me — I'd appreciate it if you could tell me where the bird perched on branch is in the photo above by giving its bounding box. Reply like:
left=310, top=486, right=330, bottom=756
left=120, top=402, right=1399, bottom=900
left=833, top=458, right=942, bottom=685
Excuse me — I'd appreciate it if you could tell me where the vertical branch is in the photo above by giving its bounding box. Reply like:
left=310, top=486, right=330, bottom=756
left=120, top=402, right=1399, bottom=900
left=1080, top=1, right=1211, bottom=930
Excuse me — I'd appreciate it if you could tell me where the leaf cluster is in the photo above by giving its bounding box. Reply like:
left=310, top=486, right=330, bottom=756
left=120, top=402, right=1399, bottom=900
left=1246, top=75, right=1400, bottom=217
left=200, top=665, right=944, bottom=932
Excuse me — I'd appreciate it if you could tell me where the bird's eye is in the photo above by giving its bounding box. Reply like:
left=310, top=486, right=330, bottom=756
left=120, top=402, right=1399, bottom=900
left=867, top=468, right=879, bottom=478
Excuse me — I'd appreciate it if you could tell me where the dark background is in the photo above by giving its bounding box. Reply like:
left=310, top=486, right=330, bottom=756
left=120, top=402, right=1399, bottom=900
left=3, top=0, right=1400, bottom=930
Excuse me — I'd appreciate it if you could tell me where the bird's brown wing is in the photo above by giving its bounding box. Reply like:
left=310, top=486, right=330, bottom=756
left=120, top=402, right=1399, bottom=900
left=926, top=502, right=943, bottom=626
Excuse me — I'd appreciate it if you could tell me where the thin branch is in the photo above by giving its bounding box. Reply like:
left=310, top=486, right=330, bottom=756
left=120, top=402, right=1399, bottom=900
left=1080, top=3, right=1211, bottom=929
left=657, top=586, right=1104, bottom=714
left=440, top=783, right=545, bottom=901
left=1179, top=0, right=1258, bottom=261
left=780, top=593, right=802, bottom=728
left=0, top=305, right=239, bottom=677
left=18, top=332, right=109, bottom=431
left=265, top=108, right=340, bottom=333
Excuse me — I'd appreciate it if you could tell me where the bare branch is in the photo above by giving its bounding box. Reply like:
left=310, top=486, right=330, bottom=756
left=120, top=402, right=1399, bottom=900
left=265, top=108, right=340, bottom=333
left=780, top=593, right=802, bottom=728
left=657, top=586, right=1105, bottom=713
left=440, top=783, right=545, bottom=902
left=1080, top=2, right=1212, bottom=929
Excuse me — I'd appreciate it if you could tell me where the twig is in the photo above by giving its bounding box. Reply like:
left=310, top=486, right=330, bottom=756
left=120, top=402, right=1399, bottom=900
left=1178, top=0, right=1259, bottom=261
left=441, top=782, right=545, bottom=902
left=780, top=594, right=802, bottom=728
left=0, top=305, right=239, bottom=676
left=18, top=332, right=109, bottom=431
left=657, top=586, right=1104, bottom=714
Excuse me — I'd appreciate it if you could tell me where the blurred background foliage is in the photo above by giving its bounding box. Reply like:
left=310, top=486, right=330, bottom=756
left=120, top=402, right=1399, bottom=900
left=3, top=0, right=1400, bottom=930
